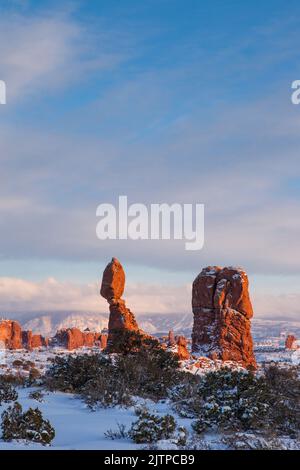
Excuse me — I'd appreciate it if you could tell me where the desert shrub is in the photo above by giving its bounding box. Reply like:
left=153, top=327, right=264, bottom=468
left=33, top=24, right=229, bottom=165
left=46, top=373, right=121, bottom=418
left=0, top=374, right=26, bottom=387
left=129, top=410, right=176, bottom=444
left=1, top=402, right=55, bottom=445
left=45, top=354, right=112, bottom=392
left=222, top=432, right=300, bottom=450
left=113, top=331, right=182, bottom=399
left=262, top=365, right=300, bottom=434
left=171, top=366, right=300, bottom=436
left=46, top=353, right=131, bottom=407
left=81, top=373, right=132, bottom=408
left=12, top=359, right=24, bottom=367
left=28, top=368, right=41, bottom=384
left=46, top=333, right=182, bottom=405
left=26, top=361, right=36, bottom=368
left=0, top=380, right=18, bottom=404
left=28, top=390, right=44, bottom=402
left=175, top=426, right=189, bottom=447
left=169, top=378, right=201, bottom=418
left=107, top=329, right=150, bottom=354
left=105, top=422, right=128, bottom=440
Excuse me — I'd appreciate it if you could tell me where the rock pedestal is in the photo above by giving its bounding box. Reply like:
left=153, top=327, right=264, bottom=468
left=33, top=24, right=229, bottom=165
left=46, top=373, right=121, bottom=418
left=192, top=266, right=256, bottom=368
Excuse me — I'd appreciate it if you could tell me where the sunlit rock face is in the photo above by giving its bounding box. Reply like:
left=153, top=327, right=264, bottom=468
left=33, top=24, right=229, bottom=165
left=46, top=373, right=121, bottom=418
left=192, top=266, right=256, bottom=368
left=285, top=334, right=297, bottom=350
left=53, top=328, right=105, bottom=351
left=100, top=258, right=140, bottom=352
left=22, top=330, right=48, bottom=350
left=0, top=320, right=22, bottom=349
left=176, top=335, right=190, bottom=360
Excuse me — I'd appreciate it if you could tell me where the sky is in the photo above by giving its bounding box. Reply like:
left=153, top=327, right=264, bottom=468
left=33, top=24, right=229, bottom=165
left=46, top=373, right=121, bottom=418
left=0, top=0, right=300, bottom=318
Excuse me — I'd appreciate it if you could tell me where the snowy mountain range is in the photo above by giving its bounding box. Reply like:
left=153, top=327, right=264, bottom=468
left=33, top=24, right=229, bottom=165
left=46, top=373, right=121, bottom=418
left=0, top=311, right=299, bottom=342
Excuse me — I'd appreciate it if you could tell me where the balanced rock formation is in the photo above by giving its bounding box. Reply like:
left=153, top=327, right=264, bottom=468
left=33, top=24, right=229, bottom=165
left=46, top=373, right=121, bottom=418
left=192, top=266, right=256, bottom=368
left=0, top=320, right=22, bottom=349
left=285, top=334, right=297, bottom=350
left=100, top=258, right=140, bottom=351
left=176, top=335, right=190, bottom=360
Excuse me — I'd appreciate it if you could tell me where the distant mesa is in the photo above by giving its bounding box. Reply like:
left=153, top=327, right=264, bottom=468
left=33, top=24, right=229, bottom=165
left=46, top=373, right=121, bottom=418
left=0, top=319, right=107, bottom=352
left=54, top=327, right=107, bottom=351
left=0, top=320, right=48, bottom=351
left=192, top=266, right=256, bottom=368
left=22, top=330, right=48, bottom=350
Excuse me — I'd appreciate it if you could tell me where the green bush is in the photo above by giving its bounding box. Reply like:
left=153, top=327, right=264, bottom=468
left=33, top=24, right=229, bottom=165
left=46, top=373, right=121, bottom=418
left=115, top=333, right=181, bottom=399
left=0, top=380, right=18, bottom=404
left=45, top=353, right=112, bottom=392
left=46, top=332, right=182, bottom=404
left=1, top=402, right=55, bottom=445
left=170, top=366, right=300, bottom=437
left=129, top=410, right=176, bottom=444
left=0, top=374, right=26, bottom=387
left=28, top=390, right=45, bottom=402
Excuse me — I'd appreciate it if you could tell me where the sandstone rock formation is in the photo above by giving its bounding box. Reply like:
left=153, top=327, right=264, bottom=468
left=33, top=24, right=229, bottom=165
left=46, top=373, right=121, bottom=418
left=100, top=257, right=125, bottom=301
left=0, top=320, right=22, bottom=349
left=192, top=266, right=256, bottom=368
left=100, top=258, right=140, bottom=351
left=168, top=330, right=175, bottom=346
left=176, top=335, right=190, bottom=360
left=22, top=330, right=48, bottom=350
left=54, top=328, right=105, bottom=351
left=0, top=319, right=106, bottom=351
left=285, top=334, right=297, bottom=350
left=100, top=333, right=108, bottom=349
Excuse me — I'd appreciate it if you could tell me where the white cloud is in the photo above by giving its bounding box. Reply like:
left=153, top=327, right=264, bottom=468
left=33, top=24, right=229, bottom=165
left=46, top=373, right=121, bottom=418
left=0, top=276, right=190, bottom=314
left=0, top=277, right=105, bottom=312
left=0, top=10, right=130, bottom=102
left=0, top=276, right=191, bottom=314
left=0, top=276, right=299, bottom=321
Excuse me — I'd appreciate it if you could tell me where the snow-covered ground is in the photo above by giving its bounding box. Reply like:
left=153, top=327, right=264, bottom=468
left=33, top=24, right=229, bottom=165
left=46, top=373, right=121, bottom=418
left=0, top=387, right=138, bottom=450
left=0, top=344, right=299, bottom=450
left=0, top=387, right=201, bottom=450
left=0, top=387, right=298, bottom=450
left=0, top=346, right=109, bottom=378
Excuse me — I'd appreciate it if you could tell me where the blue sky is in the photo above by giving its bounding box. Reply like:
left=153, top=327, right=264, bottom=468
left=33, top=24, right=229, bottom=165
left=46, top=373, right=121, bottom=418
left=0, top=0, right=300, bottom=316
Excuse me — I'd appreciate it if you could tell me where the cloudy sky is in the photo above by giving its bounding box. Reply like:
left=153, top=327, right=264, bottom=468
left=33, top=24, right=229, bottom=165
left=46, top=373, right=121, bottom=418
left=0, top=0, right=300, bottom=318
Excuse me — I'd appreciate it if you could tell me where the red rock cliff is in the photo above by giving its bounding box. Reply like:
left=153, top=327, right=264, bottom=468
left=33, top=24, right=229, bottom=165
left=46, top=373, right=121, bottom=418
left=0, top=320, right=23, bottom=349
